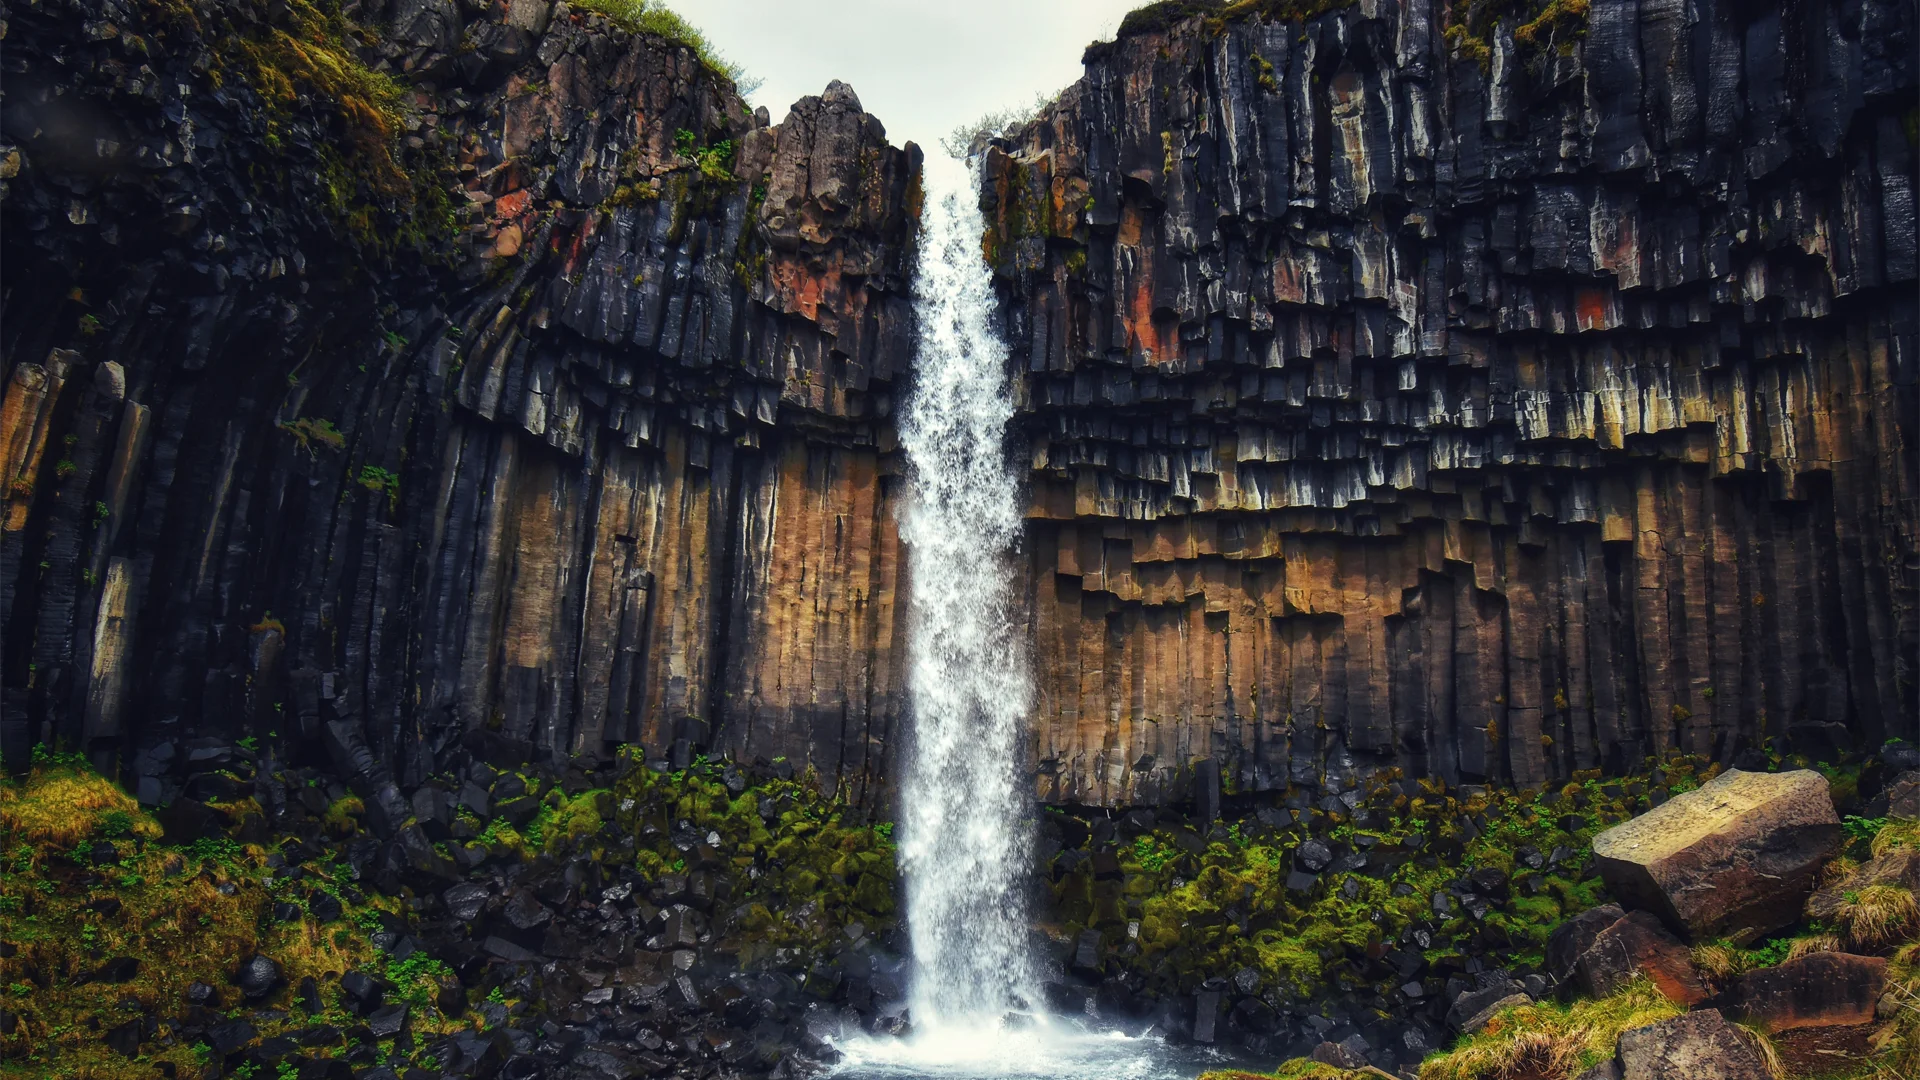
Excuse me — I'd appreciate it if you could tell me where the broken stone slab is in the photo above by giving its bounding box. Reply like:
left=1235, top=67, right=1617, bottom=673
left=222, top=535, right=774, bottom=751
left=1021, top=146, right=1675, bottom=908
left=1718, top=951, right=1889, bottom=1032
left=1592, top=768, right=1841, bottom=942
left=1617, top=1009, right=1772, bottom=1080
left=1571, top=910, right=1709, bottom=1005
left=1547, top=903, right=1627, bottom=985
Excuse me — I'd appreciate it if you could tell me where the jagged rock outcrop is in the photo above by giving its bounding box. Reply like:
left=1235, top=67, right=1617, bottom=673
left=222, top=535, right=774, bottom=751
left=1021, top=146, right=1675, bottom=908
left=984, top=0, right=1919, bottom=805
left=0, top=0, right=919, bottom=799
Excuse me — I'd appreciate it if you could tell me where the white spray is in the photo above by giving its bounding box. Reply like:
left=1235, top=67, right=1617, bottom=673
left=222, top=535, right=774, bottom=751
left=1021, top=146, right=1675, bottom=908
left=895, top=154, right=1038, bottom=1032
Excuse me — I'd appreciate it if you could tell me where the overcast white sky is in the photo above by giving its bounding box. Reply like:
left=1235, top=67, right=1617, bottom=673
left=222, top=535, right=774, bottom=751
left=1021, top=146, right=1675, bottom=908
left=687, top=1, right=1133, bottom=154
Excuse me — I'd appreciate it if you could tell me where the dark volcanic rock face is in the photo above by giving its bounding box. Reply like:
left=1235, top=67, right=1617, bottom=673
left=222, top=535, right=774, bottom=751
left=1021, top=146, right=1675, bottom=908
left=1, top=0, right=920, bottom=797
left=1, top=0, right=1916, bottom=815
left=984, top=0, right=1919, bottom=805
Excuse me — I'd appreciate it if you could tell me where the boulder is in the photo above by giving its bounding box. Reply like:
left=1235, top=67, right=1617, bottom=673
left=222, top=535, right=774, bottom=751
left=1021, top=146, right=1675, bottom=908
left=1570, top=911, right=1709, bottom=1005
left=1591, top=768, right=1841, bottom=941
left=1458, top=993, right=1531, bottom=1035
left=1886, top=771, right=1920, bottom=821
left=1617, top=1009, right=1772, bottom=1080
left=1547, top=904, right=1627, bottom=984
left=1720, top=952, right=1888, bottom=1032
left=235, top=954, right=282, bottom=1000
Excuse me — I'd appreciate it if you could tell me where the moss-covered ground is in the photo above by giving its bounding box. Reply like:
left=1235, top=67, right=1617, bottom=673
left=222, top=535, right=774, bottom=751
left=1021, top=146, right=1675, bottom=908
left=0, top=752, right=456, bottom=1079
left=1202, top=767, right=1920, bottom=1080
left=0, top=746, right=895, bottom=1077
left=1045, top=758, right=1731, bottom=1004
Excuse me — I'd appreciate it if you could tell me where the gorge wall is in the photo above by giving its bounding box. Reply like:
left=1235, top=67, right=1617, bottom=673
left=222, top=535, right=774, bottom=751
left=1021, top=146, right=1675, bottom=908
left=1, top=0, right=920, bottom=804
left=985, top=0, right=1919, bottom=805
left=1, top=0, right=1915, bottom=812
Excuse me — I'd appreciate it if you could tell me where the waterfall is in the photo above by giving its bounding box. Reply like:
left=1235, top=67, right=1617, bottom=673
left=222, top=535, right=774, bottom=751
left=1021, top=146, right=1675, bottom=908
left=896, top=154, right=1038, bottom=1031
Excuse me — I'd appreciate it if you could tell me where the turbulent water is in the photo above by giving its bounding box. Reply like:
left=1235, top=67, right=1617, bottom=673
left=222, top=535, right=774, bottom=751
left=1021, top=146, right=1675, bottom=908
left=893, top=154, right=1039, bottom=1030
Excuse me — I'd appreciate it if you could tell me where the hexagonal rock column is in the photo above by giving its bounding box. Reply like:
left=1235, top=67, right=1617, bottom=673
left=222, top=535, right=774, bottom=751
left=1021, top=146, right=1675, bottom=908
left=1592, top=769, right=1841, bottom=942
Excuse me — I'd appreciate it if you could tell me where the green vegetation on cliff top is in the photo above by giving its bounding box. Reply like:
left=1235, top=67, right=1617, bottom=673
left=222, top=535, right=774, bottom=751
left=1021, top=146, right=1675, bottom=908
left=570, top=0, right=762, bottom=93
left=1098, top=0, right=1589, bottom=66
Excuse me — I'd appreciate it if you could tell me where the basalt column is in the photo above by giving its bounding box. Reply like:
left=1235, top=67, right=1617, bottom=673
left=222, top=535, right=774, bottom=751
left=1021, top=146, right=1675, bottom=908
left=984, top=0, right=1919, bottom=805
left=0, top=1, right=922, bottom=803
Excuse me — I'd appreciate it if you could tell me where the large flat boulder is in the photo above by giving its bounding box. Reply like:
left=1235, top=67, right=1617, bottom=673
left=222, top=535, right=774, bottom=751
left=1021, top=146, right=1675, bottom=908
left=1720, top=951, right=1888, bottom=1032
left=1592, top=768, right=1841, bottom=941
left=1617, top=1009, right=1772, bottom=1080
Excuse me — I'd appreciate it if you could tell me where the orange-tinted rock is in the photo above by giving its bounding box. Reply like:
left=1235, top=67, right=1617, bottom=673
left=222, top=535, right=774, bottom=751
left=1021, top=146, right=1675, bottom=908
left=987, top=4, right=1917, bottom=805
left=1721, top=952, right=1888, bottom=1033
left=1593, top=769, right=1841, bottom=941
left=1570, top=911, right=1709, bottom=1006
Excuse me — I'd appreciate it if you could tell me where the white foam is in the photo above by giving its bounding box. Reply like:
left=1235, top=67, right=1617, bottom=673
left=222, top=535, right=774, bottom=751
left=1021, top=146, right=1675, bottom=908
left=896, top=154, right=1038, bottom=1030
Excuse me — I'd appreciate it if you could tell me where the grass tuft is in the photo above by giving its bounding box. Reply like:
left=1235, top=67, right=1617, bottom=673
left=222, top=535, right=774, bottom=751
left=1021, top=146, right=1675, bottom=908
left=1785, top=932, right=1843, bottom=961
left=0, top=763, right=161, bottom=853
left=1838, top=885, right=1920, bottom=952
left=1873, top=820, right=1920, bottom=860
left=1418, top=978, right=1686, bottom=1080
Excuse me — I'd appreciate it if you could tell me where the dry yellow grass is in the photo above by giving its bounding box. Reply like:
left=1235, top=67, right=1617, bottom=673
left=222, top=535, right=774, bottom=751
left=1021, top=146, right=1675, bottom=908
left=0, top=765, right=159, bottom=853
left=1418, top=978, right=1686, bottom=1080
left=1786, top=932, right=1843, bottom=960
left=1863, top=943, right=1920, bottom=1080
left=1837, top=885, right=1920, bottom=951
left=0, top=763, right=460, bottom=1077
left=1872, top=819, right=1920, bottom=859
left=1691, top=941, right=1745, bottom=981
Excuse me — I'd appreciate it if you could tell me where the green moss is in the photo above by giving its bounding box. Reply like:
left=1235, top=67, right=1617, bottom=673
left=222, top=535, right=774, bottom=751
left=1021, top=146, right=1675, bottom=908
left=608, top=751, right=899, bottom=963
left=1110, top=0, right=1356, bottom=42
left=1418, top=977, right=1685, bottom=1080
left=133, top=0, right=462, bottom=260
left=1051, top=758, right=1710, bottom=1001
left=279, top=416, right=346, bottom=454
left=1444, top=0, right=1592, bottom=70
left=0, top=759, right=453, bottom=1078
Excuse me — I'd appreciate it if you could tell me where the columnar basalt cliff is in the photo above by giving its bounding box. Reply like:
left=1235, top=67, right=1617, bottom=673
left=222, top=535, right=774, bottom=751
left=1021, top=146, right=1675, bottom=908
left=2, top=0, right=1915, bottom=816
left=984, top=0, right=1919, bottom=805
left=1, top=0, right=920, bottom=800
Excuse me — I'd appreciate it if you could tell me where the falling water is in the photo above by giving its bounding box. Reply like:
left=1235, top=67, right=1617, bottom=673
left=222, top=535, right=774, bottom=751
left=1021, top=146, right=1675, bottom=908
left=895, top=153, right=1039, bottom=1031
left=831, top=157, right=1219, bottom=1080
